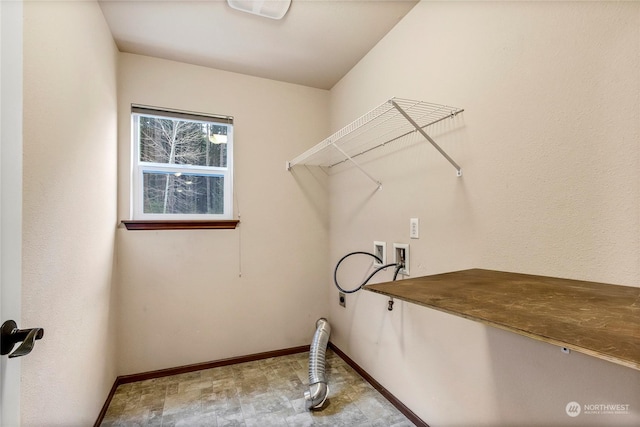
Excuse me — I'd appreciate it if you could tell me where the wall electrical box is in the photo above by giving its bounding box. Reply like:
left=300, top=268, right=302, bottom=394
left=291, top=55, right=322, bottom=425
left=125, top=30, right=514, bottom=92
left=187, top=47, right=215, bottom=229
left=373, top=241, right=386, bottom=267
left=339, top=292, right=346, bottom=307
left=393, top=243, right=410, bottom=276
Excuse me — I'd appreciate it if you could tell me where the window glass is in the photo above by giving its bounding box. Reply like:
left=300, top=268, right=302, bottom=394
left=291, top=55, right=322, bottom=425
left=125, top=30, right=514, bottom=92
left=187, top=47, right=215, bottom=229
left=142, top=171, right=225, bottom=215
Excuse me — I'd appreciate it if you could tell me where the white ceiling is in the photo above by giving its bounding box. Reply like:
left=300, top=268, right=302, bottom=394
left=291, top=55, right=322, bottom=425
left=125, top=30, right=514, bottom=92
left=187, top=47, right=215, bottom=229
left=98, top=0, right=418, bottom=90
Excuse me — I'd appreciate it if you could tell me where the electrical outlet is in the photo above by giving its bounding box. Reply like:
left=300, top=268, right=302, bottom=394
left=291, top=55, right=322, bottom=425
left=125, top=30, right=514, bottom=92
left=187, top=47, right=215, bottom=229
left=410, top=218, right=419, bottom=239
left=393, top=243, right=410, bottom=276
left=373, top=241, right=386, bottom=267
left=339, top=292, right=346, bottom=307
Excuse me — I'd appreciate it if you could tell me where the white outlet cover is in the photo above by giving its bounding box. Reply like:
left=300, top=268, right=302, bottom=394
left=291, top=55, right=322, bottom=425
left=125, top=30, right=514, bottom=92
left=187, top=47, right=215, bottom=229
left=410, top=218, right=419, bottom=239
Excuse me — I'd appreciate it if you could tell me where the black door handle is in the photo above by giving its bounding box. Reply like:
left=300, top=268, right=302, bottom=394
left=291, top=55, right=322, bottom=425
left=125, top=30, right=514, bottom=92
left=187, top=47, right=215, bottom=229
left=1, top=320, right=44, bottom=358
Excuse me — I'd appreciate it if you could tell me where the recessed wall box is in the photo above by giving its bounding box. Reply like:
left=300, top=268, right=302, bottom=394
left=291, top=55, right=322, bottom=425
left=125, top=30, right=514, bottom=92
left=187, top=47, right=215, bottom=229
left=373, top=241, right=386, bottom=267
left=393, top=243, right=409, bottom=276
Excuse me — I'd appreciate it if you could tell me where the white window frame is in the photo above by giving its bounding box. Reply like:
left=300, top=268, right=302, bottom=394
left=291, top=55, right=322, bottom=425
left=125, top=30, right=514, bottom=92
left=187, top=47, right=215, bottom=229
left=131, top=105, right=234, bottom=220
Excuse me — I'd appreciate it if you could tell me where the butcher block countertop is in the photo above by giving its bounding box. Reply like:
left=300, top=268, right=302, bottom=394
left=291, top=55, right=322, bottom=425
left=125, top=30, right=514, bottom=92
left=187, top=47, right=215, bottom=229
left=365, top=269, right=640, bottom=371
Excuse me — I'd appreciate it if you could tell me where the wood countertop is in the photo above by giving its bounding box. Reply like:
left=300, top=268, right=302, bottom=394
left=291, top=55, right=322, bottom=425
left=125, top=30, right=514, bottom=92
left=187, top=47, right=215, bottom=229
left=364, top=269, right=640, bottom=370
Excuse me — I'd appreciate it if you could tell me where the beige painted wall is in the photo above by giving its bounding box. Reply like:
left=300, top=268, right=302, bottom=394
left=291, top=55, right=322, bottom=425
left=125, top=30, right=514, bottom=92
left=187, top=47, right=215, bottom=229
left=22, top=1, right=119, bottom=425
left=116, top=54, right=330, bottom=375
left=328, top=1, right=639, bottom=426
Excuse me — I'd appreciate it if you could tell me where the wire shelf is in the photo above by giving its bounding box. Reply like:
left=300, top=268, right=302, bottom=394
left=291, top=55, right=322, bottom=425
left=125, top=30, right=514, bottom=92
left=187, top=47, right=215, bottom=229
left=287, top=98, right=464, bottom=183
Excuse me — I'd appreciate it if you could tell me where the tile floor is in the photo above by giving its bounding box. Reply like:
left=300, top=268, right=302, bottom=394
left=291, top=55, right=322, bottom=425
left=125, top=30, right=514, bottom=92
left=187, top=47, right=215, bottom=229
left=101, top=349, right=414, bottom=427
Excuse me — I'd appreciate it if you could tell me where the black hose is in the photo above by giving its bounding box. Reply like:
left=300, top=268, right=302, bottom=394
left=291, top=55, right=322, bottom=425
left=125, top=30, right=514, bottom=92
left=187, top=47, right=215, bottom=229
left=333, top=251, right=403, bottom=294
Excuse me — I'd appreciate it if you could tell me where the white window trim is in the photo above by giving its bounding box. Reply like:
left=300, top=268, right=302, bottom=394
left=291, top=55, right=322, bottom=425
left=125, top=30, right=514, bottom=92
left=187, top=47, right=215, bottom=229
left=131, top=106, right=234, bottom=221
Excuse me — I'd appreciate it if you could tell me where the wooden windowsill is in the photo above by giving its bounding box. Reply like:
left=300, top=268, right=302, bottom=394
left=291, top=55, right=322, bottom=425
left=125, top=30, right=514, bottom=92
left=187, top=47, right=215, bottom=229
left=365, top=269, right=640, bottom=371
left=121, top=220, right=239, bottom=231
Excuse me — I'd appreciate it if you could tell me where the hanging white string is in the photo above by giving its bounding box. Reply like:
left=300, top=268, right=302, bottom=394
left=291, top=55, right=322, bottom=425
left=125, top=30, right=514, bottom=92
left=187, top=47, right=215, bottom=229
left=234, top=181, right=242, bottom=278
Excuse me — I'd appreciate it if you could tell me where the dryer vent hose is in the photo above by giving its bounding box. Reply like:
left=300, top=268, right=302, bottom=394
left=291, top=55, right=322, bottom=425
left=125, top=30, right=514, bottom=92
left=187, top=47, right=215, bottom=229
left=304, top=318, right=331, bottom=410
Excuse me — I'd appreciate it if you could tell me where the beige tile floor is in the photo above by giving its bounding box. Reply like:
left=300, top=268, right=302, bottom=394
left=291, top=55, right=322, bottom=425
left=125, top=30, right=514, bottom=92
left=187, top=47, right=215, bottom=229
left=101, top=349, right=414, bottom=427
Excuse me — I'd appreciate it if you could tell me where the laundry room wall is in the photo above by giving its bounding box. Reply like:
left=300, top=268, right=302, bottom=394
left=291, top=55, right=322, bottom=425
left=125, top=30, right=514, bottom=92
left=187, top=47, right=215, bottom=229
left=22, top=1, right=119, bottom=425
left=116, top=53, right=330, bottom=375
left=328, top=1, right=639, bottom=426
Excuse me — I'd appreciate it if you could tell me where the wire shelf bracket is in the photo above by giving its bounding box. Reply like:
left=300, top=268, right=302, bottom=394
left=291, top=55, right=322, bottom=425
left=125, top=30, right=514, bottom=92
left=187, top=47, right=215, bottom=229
left=286, top=98, right=464, bottom=188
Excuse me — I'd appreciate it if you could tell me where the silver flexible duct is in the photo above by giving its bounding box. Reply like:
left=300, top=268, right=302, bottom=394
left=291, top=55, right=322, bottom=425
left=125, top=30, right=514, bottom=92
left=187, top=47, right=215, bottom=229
left=304, top=318, right=331, bottom=410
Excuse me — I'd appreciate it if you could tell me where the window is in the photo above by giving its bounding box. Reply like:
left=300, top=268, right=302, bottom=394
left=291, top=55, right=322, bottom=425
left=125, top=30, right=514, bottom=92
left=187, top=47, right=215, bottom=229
left=131, top=105, right=233, bottom=221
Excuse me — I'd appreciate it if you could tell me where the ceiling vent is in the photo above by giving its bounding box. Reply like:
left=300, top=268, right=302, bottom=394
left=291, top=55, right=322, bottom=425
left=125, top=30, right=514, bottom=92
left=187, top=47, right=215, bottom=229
left=227, top=0, right=292, bottom=20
